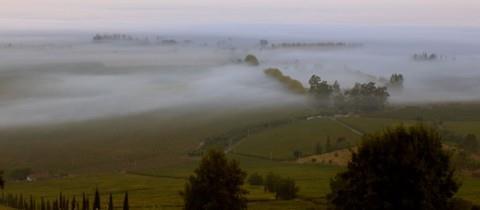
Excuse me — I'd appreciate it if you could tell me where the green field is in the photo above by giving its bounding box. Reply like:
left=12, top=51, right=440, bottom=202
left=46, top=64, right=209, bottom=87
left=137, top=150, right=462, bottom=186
left=235, top=118, right=360, bottom=159
left=1, top=103, right=480, bottom=209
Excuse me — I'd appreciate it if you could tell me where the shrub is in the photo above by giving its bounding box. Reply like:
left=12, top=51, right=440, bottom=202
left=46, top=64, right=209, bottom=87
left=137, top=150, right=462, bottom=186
left=244, top=54, right=259, bottom=66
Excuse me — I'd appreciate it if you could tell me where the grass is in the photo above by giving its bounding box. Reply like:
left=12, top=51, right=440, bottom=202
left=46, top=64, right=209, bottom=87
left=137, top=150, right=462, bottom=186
left=1, top=103, right=480, bottom=209
left=234, top=118, right=360, bottom=160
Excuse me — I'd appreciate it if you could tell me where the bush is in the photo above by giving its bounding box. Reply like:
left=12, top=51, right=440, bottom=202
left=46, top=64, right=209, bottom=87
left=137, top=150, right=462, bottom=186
left=274, top=177, right=298, bottom=200
left=263, top=172, right=299, bottom=200
left=248, top=173, right=264, bottom=186
left=328, top=124, right=459, bottom=210
left=244, top=54, right=259, bottom=66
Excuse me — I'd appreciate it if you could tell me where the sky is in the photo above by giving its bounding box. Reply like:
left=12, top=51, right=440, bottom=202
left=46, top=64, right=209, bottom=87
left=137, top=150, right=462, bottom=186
left=1, top=0, right=479, bottom=31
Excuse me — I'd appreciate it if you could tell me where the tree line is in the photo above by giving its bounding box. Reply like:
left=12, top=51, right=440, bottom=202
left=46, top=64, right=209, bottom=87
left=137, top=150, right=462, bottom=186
left=0, top=188, right=129, bottom=210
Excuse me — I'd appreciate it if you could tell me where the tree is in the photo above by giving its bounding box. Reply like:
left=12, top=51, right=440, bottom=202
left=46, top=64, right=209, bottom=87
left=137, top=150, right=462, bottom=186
left=122, top=192, right=129, bottom=210
left=182, top=150, right=248, bottom=210
left=0, top=171, right=4, bottom=189
left=344, top=82, right=389, bottom=112
left=325, top=136, right=332, bottom=153
left=244, top=54, right=259, bottom=66
left=247, top=173, right=264, bottom=186
left=327, top=124, right=459, bottom=210
left=264, top=172, right=280, bottom=193
left=93, top=188, right=100, bottom=210
left=108, top=194, right=113, bottom=210
left=309, top=75, right=333, bottom=100
left=388, top=73, right=404, bottom=90
left=292, top=150, right=302, bottom=160
left=315, top=142, right=323, bottom=154
left=274, top=177, right=299, bottom=200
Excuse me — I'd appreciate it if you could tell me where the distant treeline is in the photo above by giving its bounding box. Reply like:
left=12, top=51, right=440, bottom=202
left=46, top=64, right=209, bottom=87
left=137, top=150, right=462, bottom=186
left=412, top=52, right=451, bottom=61
left=270, top=42, right=361, bottom=49
left=0, top=189, right=129, bottom=210
left=92, top=34, right=191, bottom=45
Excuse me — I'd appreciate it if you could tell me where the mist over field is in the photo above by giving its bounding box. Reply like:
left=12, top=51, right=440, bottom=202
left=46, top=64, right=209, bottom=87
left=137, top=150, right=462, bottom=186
left=1, top=26, right=480, bottom=127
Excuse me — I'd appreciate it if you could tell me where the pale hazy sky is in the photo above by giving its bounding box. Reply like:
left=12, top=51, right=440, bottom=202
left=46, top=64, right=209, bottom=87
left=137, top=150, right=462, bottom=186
left=1, top=0, right=479, bottom=31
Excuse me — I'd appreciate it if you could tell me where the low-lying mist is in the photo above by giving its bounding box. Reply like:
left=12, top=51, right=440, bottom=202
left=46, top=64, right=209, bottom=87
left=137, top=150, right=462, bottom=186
left=1, top=26, right=480, bottom=127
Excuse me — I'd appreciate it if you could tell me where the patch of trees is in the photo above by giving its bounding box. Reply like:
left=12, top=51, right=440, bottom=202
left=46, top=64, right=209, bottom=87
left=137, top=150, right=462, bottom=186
left=270, top=42, right=361, bottom=49
left=182, top=150, right=247, bottom=210
left=244, top=54, right=259, bottom=66
left=308, top=74, right=389, bottom=112
left=92, top=33, right=134, bottom=41
left=327, top=124, right=462, bottom=210
left=265, top=68, right=306, bottom=94
left=248, top=172, right=298, bottom=200
left=387, top=73, right=404, bottom=90
left=412, top=52, right=439, bottom=61
left=259, top=40, right=269, bottom=48
left=0, top=188, right=129, bottom=210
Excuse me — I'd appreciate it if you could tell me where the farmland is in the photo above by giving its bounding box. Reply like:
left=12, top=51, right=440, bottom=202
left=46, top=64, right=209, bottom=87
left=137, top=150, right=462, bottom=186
left=1, top=103, right=480, bottom=209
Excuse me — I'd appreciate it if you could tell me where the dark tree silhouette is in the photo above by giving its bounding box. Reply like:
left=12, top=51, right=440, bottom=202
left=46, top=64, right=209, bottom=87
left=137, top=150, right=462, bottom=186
left=93, top=188, right=100, bottom=210
left=0, top=171, right=4, bottom=189
left=328, top=124, right=459, bottom=210
left=182, top=150, right=247, bottom=210
left=123, top=192, right=129, bottom=210
left=108, top=193, right=113, bottom=210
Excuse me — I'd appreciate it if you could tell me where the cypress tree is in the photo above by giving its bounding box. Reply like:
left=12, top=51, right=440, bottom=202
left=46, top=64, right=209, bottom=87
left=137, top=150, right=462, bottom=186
left=19, top=194, right=24, bottom=210
left=82, top=193, right=87, bottom=210
left=41, top=197, right=46, bottom=210
left=93, top=188, right=100, bottom=210
left=107, top=194, right=113, bottom=210
left=29, top=195, right=34, bottom=210
left=71, top=196, right=76, bottom=210
left=122, top=192, right=128, bottom=210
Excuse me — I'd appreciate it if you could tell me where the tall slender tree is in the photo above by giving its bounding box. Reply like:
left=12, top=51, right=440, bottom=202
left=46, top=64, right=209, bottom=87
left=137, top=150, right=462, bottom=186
left=108, top=194, right=113, bottom=210
left=122, top=192, right=129, bottom=210
left=93, top=188, right=100, bottom=210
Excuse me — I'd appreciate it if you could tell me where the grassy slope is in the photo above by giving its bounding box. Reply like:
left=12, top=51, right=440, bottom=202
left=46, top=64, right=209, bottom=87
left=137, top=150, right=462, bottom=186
left=1, top=104, right=480, bottom=209
left=235, top=118, right=361, bottom=160
left=0, top=105, right=309, bottom=173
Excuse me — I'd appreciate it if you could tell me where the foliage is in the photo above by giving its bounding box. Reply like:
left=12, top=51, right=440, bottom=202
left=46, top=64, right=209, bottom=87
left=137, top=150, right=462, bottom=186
left=264, top=68, right=306, bottom=94
left=274, top=177, right=299, bottom=200
left=247, top=172, right=264, bottom=186
left=263, top=172, right=299, bottom=200
left=308, top=75, right=334, bottom=99
left=328, top=124, right=459, bottom=210
left=182, top=150, right=248, bottom=210
left=344, top=82, right=389, bottom=112
left=388, top=73, right=404, bottom=90
left=244, top=54, right=259, bottom=66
